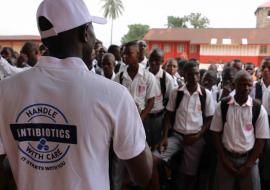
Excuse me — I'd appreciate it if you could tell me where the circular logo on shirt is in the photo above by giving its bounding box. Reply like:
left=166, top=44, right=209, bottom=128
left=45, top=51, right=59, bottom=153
left=11, top=104, right=77, bottom=170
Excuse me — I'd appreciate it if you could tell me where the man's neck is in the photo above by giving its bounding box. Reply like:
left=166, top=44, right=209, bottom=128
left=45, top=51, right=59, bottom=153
left=127, top=64, right=139, bottom=80
left=234, top=94, right=248, bottom=106
left=149, top=68, right=159, bottom=76
left=139, top=56, right=144, bottom=63
left=263, top=78, right=270, bottom=87
left=186, top=83, right=198, bottom=95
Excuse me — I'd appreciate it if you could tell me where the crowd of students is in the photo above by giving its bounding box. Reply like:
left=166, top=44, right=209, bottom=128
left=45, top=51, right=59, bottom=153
left=0, top=38, right=270, bottom=190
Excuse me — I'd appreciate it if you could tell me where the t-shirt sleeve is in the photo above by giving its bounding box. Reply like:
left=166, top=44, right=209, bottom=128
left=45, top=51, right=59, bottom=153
left=210, top=102, right=223, bottom=132
left=255, top=106, right=270, bottom=139
left=146, top=73, right=160, bottom=99
left=204, top=89, right=215, bottom=117
left=113, top=88, right=146, bottom=160
left=166, top=88, right=178, bottom=112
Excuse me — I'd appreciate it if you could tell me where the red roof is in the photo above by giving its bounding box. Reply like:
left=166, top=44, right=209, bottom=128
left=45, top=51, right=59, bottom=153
left=0, top=35, right=40, bottom=41
left=144, top=28, right=270, bottom=45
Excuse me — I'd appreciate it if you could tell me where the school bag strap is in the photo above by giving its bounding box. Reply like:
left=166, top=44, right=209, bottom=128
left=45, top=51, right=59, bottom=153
left=255, top=81, right=263, bottom=102
left=199, top=87, right=207, bottom=120
left=119, top=71, right=124, bottom=85
left=160, top=70, right=167, bottom=99
left=252, top=99, right=261, bottom=128
left=220, top=96, right=231, bottom=127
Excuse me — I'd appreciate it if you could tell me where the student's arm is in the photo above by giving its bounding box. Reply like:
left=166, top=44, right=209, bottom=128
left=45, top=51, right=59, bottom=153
left=212, top=132, right=238, bottom=175
left=123, top=144, right=152, bottom=188
left=140, top=97, right=154, bottom=121
left=159, top=111, right=173, bottom=151
left=0, top=154, right=6, bottom=190
left=238, top=139, right=265, bottom=176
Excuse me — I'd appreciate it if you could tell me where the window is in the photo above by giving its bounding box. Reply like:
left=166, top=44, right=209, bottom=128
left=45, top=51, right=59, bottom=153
left=222, top=38, right=232, bottom=45
left=189, top=45, right=197, bottom=53
left=260, top=45, right=268, bottom=54
left=152, top=43, right=159, bottom=49
left=177, top=44, right=184, bottom=52
left=211, top=38, right=217, bottom=45
left=164, top=44, right=171, bottom=53
left=242, top=38, right=248, bottom=45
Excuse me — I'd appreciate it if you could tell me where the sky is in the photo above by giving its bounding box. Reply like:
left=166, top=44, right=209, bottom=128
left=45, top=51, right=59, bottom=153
left=0, top=0, right=268, bottom=47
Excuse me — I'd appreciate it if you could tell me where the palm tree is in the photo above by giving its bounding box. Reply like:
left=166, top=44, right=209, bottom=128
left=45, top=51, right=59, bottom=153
left=101, top=0, right=124, bottom=44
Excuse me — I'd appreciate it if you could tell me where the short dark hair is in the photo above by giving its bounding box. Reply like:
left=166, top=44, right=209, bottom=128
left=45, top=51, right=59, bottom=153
left=183, top=61, right=199, bottom=73
left=124, top=40, right=139, bottom=48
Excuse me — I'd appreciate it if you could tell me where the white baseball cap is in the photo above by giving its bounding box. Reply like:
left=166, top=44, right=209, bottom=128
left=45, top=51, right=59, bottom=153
left=37, top=0, right=107, bottom=39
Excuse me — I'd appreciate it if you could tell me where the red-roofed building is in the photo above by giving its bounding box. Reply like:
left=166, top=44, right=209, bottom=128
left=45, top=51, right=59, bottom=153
left=0, top=35, right=41, bottom=53
left=144, top=1, right=270, bottom=66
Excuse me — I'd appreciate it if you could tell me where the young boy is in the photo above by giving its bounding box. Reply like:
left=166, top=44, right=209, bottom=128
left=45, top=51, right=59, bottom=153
left=101, top=53, right=116, bottom=80
left=211, top=70, right=270, bottom=190
left=152, top=61, right=215, bottom=190
left=146, top=48, right=174, bottom=149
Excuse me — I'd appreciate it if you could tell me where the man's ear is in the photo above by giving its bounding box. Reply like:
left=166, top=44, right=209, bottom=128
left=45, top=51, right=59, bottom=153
left=79, top=24, right=89, bottom=43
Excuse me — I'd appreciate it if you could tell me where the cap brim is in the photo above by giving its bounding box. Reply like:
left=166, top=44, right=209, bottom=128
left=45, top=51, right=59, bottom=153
left=91, top=16, right=107, bottom=24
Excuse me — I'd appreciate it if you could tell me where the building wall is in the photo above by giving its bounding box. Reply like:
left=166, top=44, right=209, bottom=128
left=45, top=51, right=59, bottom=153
left=0, top=40, right=41, bottom=53
left=256, top=7, right=270, bottom=28
left=200, top=45, right=259, bottom=56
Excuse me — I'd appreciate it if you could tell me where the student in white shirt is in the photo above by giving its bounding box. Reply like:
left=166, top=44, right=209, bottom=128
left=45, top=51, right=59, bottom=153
left=0, top=1, right=153, bottom=190
left=152, top=61, right=215, bottom=190
left=211, top=70, right=270, bottom=190
left=101, top=53, right=116, bottom=80
left=145, top=48, right=174, bottom=149
left=138, top=40, right=148, bottom=68
left=252, top=59, right=270, bottom=189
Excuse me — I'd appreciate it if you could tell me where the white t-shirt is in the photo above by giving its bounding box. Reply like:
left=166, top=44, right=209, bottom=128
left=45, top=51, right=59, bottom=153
left=149, top=69, right=174, bottom=113
left=210, top=96, right=270, bottom=153
left=167, top=84, right=215, bottom=135
left=0, top=56, right=30, bottom=79
left=114, top=64, right=160, bottom=112
left=0, top=56, right=146, bottom=190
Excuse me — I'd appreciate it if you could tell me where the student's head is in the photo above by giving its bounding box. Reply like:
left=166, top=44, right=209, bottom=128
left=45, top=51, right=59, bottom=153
left=20, top=41, right=39, bottom=66
left=261, top=58, right=270, bottom=82
left=102, top=53, right=115, bottom=79
left=221, top=67, right=237, bottom=89
left=255, top=68, right=262, bottom=81
left=120, top=44, right=126, bottom=64
left=36, top=0, right=106, bottom=60
left=108, top=45, right=121, bottom=61
left=199, top=69, right=207, bottom=84
left=177, top=59, right=187, bottom=77
left=166, top=58, right=178, bottom=76
left=231, top=59, right=243, bottom=71
left=1, top=47, right=14, bottom=64
left=244, top=62, right=255, bottom=76
left=137, top=40, right=147, bottom=60
left=234, top=70, right=253, bottom=98
left=94, top=40, right=103, bottom=57
left=183, top=61, right=200, bottom=86
left=201, top=70, right=217, bottom=90
left=148, top=48, right=164, bottom=75
left=208, top=64, right=218, bottom=74
left=97, top=46, right=107, bottom=65
left=123, top=40, right=139, bottom=66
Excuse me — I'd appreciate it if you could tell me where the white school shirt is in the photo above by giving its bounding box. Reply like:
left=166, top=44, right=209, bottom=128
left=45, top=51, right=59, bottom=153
left=167, top=84, right=215, bottom=135
left=139, top=56, right=148, bottom=68
left=210, top=96, right=270, bottom=154
left=259, top=80, right=270, bottom=115
left=0, top=56, right=146, bottom=190
left=114, top=64, right=160, bottom=112
left=148, top=68, right=174, bottom=113
left=0, top=56, right=30, bottom=79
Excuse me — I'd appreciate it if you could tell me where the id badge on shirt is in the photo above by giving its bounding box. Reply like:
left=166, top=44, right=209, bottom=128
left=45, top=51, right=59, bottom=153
left=138, top=85, right=146, bottom=96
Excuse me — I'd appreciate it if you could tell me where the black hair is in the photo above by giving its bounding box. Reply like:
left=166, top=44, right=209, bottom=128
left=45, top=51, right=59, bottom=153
left=124, top=40, right=139, bottom=48
left=108, top=45, right=120, bottom=54
left=178, top=59, right=187, bottom=69
left=234, top=70, right=252, bottom=84
left=21, top=41, right=39, bottom=54
left=183, top=60, right=199, bottom=73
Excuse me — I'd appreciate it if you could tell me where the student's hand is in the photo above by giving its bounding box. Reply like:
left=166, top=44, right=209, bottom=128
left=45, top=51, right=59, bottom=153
left=159, top=137, right=168, bottom=153
left=237, top=164, right=251, bottom=177
left=222, top=158, right=238, bottom=175
left=183, top=133, right=200, bottom=145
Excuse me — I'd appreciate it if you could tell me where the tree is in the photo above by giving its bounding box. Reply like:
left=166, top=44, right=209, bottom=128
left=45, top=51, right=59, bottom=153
left=187, top=13, right=210, bottom=28
left=102, top=0, right=124, bottom=44
left=167, top=16, right=188, bottom=28
left=121, top=24, right=150, bottom=44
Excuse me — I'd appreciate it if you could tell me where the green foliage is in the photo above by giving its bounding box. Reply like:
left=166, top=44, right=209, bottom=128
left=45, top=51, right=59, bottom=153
left=188, top=13, right=210, bottom=28
left=167, top=16, right=188, bottom=28
left=102, top=0, right=124, bottom=19
left=121, top=24, right=150, bottom=44
left=167, top=13, right=210, bottom=28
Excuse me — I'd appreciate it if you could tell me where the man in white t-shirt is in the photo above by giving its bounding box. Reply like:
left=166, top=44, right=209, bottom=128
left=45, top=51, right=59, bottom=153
left=0, top=0, right=152, bottom=190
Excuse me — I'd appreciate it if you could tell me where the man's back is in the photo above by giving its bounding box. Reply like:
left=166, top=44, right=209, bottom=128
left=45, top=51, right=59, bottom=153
left=0, top=56, right=146, bottom=190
